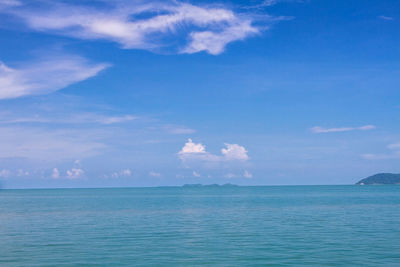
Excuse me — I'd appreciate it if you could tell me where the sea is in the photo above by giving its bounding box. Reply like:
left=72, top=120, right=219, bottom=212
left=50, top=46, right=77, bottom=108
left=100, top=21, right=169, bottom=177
left=1, top=185, right=400, bottom=266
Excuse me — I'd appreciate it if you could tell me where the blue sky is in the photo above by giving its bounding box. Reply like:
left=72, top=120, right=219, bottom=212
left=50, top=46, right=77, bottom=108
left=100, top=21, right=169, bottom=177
left=0, top=0, right=399, bottom=188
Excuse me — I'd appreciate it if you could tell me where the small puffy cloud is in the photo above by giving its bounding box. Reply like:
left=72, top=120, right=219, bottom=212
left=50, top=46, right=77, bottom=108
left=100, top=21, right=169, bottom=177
left=16, top=169, right=29, bottom=176
left=66, top=168, right=84, bottom=179
left=149, top=171, right=161, bottom=177
left=311, top=125, right=376, bottom=133
left=110, top=172, right=119, bottom=179
left=121, top=169, right=132, bottom=176
left=224, top=173, right=236, bottom=178
left=243, top=170, right=253, bottom=178
left=221, top=143, right=249, bottom=161
left=179, top=138, right=206, bottom=154
left=105, top=169, right=132, bottom=179
left=179, top=139, right=249, bottom=162
left=51, top=168, right=60, bottom=179
left=0, top=55, right=108, bottom=100
left=178, top=139, right=220, bottom=163
left=0, top=169, right=11, bottom=178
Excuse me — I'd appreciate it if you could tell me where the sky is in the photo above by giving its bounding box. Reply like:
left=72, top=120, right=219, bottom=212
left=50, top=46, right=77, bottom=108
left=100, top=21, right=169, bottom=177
left=0, top=0, right=399, bottom=188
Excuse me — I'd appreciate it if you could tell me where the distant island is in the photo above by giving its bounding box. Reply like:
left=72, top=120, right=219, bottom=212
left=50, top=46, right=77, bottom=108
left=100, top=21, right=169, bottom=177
left=182, top=183, right=239, bottom=188
left=356, top=173, right=400, bottom=185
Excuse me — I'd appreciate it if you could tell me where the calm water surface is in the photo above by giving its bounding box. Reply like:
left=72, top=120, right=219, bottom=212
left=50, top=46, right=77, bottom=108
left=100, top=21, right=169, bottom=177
left=1, top=185, right=400, bottom=266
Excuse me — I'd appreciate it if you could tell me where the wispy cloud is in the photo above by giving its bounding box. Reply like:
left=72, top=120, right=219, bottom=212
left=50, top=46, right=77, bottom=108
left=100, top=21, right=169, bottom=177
left=0, top=0, right=281, bottom=55
left=0, top=0, right=21, bottom=10
left=388, top=143, right=400, bottom=150
left=149, top=171, right=161, bottom=177
left=0, top=126, right=106, bottom=160
left=378, top=15, right=394, bottom=21
left=223, top=170, right=253, bottom=179
left=311, top=125, right=376, bottom=133
left=163, top=125, right=196, bottom=135
left=182, top=19, right=258, bottom=55
left=0, top=112, right=137, bottom=125
left=242, top=0, right=278, bottom=10
left=362, top=142, right=400, bottom=160
left=0, top=55, right=108, bottom=99
left=361, top=153, right=400, bottom=160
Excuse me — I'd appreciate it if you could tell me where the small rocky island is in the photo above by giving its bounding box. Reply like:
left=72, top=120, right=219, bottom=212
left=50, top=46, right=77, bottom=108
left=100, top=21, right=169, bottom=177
left=356, top=173, right=400, bottom=185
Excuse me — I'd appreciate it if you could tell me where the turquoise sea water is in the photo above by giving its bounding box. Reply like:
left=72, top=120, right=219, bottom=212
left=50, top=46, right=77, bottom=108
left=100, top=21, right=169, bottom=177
left=1, top=185, right=400, bottom=266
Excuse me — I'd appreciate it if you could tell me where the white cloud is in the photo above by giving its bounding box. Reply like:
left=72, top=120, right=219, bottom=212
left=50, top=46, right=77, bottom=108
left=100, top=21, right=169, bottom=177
left=178, top=139, right=221, bottom=163
left=89, top=113, right=138, bottom=124
left=2, top=1, right=266, bottom=55
left=224, top=173, right=236, bottom=178
left=164, top=125, right=196, bottom=135
left=182, top=19, right=258, bottom=55
left=105, top=169, right=132, bottom=179
left=16, top=169, right=29, bottom=176
left=242, top=0, right=278, bottom=10
left=221, top=143, right=249, bottom=161
left=149, top=171, right=161, bottom=177
left=311, top=125, right=376, bottom=133
left=0, top=126, right=106, bottom=160
left=0, top=168, right=29, bottom=178
left=378, top=15, right=394, bottom=21
left=361, top=153, right=400, bottom=160
left=243, top=170, right=252, bottom=178
left=97, top=115, right=137, bottom=125
left=121, top=169, right=132, bottom=176
left=66, top=168, right=84, bottom=179
left=0, top=0, right=21, bottom=8
left=0, top=56, right=108, bottom=99
left=179, top=138, right=206, bottom=154
left=363, top=142, right=400, bottom=160
left=0, top=169, right=11, bottom=178
left=388, top=143, right=400, bottom=150
left=178, top=139, right=249, bottom=166
left=192, top=171, right=200, bottom=177
left=0, top=112, right=137, bottom=125
left=51, top=168, right=60, bottom=179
